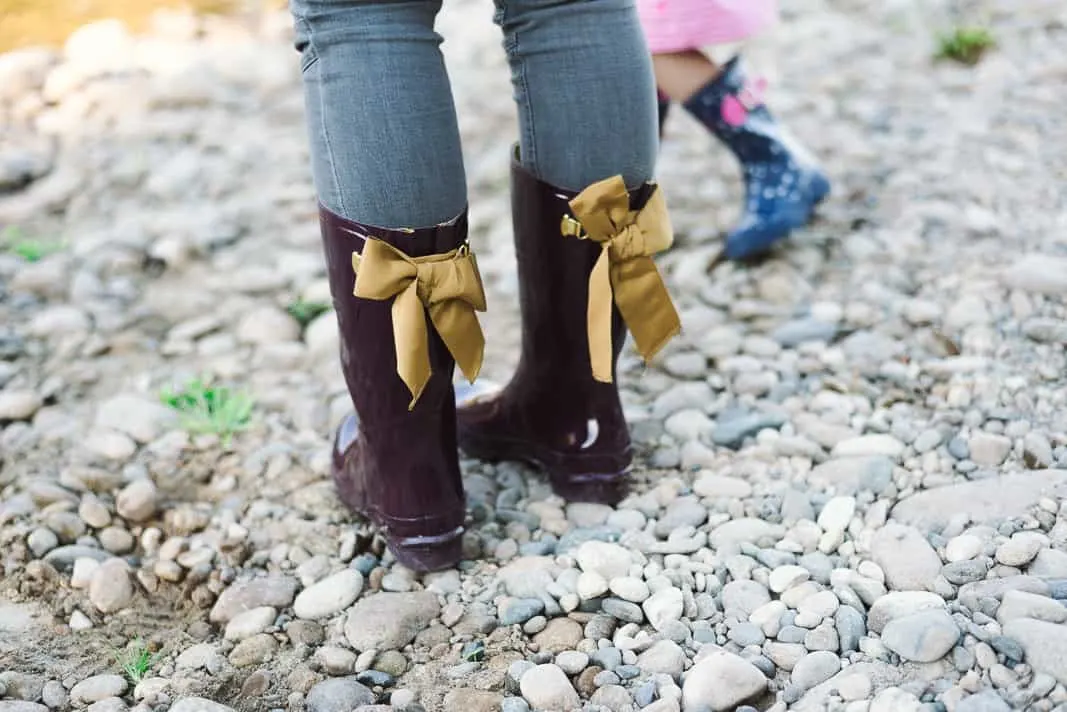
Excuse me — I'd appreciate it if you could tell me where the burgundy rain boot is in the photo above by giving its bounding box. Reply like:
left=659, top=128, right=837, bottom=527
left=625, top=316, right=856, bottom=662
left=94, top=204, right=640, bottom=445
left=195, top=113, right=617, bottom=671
left=456, top=152, right=679, bottom=506
left=320, top=206, right=486, bottom=572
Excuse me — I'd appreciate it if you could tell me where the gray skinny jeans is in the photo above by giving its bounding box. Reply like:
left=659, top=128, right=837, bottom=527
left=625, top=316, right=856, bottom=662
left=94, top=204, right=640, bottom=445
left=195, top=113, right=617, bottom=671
left=290, top=0, right=658, bottom=228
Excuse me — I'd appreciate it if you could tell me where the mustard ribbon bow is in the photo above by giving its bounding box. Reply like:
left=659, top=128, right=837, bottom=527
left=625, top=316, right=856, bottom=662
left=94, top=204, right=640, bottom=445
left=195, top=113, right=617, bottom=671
left=352, top=239, right=487, bottom=409
left=564, top=175, right=681, bottom=383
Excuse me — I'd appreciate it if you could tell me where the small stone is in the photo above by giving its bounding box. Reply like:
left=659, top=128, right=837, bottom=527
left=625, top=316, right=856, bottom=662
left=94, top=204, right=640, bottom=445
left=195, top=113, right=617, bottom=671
left=955, top=690, right=1011, bottom=712
left=555, top=651, right=589, bottom=676
left=576, top=541, right=632, bottom=580
left=831, top=435, right=905, bottom=459
left=168, top=699, right=235, bottom=712
left=996, top=590, right=1067, bottom=624
left=42, top=681, right=68, bottom=708
left=225, top=607, right=276, bottom=641
left=316, top=646, right=357, bottom=676
left=867, top=592, right=947, bottom=634
left=443, top=690, right=503, bottom=712
left=817, top=496, right=856, bottom=533
left=499, top=597, right=546, bottom=626
left=115, top=480, right=158, bottom=523
left=0, top=390, right=43, bottom=421
left=294, top=569, right=364, bottom=620
left=88, top=558, right=133, bottom=613
left=995, top=532, right=1046, bottom=567
left=26, top=528, right=58, bottom=557
left=70, top=676, right=128, bottom=705
left=880, top=608, right=960, bottom=663
left=519, top=664, right=580, bottom=711
left=305, top=678, right=374, bottom=712
left=577, top=571, right=609, bottom=600
left=643, top=587, right=684, bottom=631
left=229, top=634, right=278, bottom=667
left=210, top=575, right=299, bottom=623
left=345, top=592, right=439, bottom=651
left=945, top=534, right=984, bottom=563
left=609, top=576, right=650, bottom=603
left=769, top=566, right=810, bottom=594
left=682, top=651, right=766, bottom=711
left=636, top=640, right=686, bottom=678
left=969, top=432, right=1013, bottom=467
left=870, top=523, right=942, bottom=592
left=533, top=618, right=583, bottom=654
left=791, top=651, right=841, bottom=691
left=70, top=610, right=93, bottom=631
left=835, top=605, right=866, bottom=653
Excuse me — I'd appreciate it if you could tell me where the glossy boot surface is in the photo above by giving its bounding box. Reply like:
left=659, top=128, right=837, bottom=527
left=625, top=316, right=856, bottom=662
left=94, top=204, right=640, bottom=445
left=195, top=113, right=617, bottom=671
left=321, top=207, right=466, bottom=571
left=456, top=158, right=640, bottom=505
left=683, top=55, right=831, bottom=261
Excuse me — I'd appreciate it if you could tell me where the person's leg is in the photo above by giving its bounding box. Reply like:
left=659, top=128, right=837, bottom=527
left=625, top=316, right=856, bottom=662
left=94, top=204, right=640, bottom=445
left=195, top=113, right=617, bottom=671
left=497, top=0, right=659, bottom=191
left=457, top=0, right=681, bottom=505
left=679, top=53, right=831, bottom=260
left=654, top=50, right=720, bottom=103
left=292, top=0, right=466, bottom=228
left=291, top=0, right=485, bottom=571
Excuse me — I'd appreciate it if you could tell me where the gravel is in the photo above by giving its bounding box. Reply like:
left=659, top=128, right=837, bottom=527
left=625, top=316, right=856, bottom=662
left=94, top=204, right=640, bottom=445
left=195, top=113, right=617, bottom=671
left=1, top=2, right=1066, bottom=711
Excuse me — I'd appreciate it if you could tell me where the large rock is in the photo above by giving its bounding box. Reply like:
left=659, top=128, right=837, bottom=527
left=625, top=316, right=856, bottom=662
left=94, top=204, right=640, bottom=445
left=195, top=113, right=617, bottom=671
left=1001, top=254, right=1067, bottom=295
left=294, top=569, right=363, bottom=620
left=880, top=609, right=960, bottom=663
left=869, top=523, right=941, bottom=592
left=210, top=576, right=299, bottom=623
left=891, top=472, right=1067, bottom=529
left=519, top=664, right=580, bottom=711
left=682, top=651, right=767, bottom=711
left=344, top=592, right=440, bottom=651
left=306, top=678, right=374, bottom=712
left=1002, top=618, right=1067, bottom=685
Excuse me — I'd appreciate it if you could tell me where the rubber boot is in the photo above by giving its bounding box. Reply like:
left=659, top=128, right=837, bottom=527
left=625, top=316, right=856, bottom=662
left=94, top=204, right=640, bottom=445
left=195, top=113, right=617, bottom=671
left=456, top=151, right=680, bottom=505
left=683, top=55, right=830, bottom=260
left=321, top=205, right=487, bottom=572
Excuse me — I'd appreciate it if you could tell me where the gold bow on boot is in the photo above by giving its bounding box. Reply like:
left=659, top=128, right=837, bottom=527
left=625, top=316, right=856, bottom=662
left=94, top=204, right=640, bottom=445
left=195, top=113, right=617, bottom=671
left=353, top=240, right=487, bottom=409
left=562, top=176, right=681, bottom=383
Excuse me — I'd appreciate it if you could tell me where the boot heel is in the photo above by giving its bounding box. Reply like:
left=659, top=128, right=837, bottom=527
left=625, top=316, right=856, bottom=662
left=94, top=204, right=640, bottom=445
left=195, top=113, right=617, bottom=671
left=387, top=527, right=464, bottom=572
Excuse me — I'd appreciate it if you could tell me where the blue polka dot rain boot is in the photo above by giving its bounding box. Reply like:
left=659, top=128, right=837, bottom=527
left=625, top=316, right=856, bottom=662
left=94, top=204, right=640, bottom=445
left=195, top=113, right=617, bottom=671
left=682, top=55, right=830, bottom=261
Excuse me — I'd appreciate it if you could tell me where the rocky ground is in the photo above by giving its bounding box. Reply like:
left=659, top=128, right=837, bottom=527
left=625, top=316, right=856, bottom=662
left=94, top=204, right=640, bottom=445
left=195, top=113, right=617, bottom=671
left=1, top=1, right=1067, bottom=711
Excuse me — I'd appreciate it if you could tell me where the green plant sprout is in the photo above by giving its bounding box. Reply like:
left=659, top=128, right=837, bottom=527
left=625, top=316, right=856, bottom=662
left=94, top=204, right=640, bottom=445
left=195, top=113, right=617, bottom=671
left=160, top=377, right=254, bottom=447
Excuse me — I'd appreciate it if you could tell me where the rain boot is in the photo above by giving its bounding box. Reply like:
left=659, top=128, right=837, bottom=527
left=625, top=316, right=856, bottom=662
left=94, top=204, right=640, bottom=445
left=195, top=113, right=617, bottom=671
left=683, top=55, right=830, bottom=261
left=456, top=151, right=680, bottom=505
left=321, top=205, right=487, bottom=572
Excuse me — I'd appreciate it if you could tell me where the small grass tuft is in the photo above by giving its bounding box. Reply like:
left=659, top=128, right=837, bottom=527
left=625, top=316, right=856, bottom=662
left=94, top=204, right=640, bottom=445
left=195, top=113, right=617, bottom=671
left=115, top=639, right=162, bottom=684
left=936, top=25, right=995, bottom=65
left=0, top=225, right=66, bottom=262
left=160, top=377, right=254, bottom=447
left=286, top=298, right=331, bottom=328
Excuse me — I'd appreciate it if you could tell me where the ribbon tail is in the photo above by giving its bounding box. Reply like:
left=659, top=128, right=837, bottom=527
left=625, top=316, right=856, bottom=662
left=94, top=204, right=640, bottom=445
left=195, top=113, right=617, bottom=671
left=429, top=302, right=485, bottom=384
left=587, top=246, right=615, bottom=383
left=612, top=256, right=681, bottom=365
left=391, top=283, right=431, bottom=410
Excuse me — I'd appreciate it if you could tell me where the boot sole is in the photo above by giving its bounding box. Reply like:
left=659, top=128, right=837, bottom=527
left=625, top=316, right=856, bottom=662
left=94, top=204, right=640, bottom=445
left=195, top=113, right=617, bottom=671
left=726, top=173, right=832, bottom=261
left=460, top=432, right=631, bottom=506
left=332, top=468, right=464, bottom=573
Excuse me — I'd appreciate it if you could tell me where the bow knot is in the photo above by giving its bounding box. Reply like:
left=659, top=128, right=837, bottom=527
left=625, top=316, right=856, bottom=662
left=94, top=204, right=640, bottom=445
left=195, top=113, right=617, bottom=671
left=566, top=175, right=681, bottom=383
left=352, top=239, right=486, bottom=409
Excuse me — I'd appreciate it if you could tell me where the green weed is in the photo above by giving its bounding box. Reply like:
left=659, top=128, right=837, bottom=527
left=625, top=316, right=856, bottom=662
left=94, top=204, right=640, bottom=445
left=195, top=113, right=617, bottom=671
left=286, top=298, right=331, bottom=328
left=160, top=377, right=254, bottom=446
left=936, top=26, right=995, bottom=65
left=0, top=226, right=65, bottom=262
left=114, top=639, right=163, bottom=684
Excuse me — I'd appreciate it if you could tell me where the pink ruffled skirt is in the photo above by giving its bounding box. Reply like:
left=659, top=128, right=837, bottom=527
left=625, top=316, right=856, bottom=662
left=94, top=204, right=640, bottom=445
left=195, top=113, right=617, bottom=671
left=637, top=0, right=779, bottom=53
